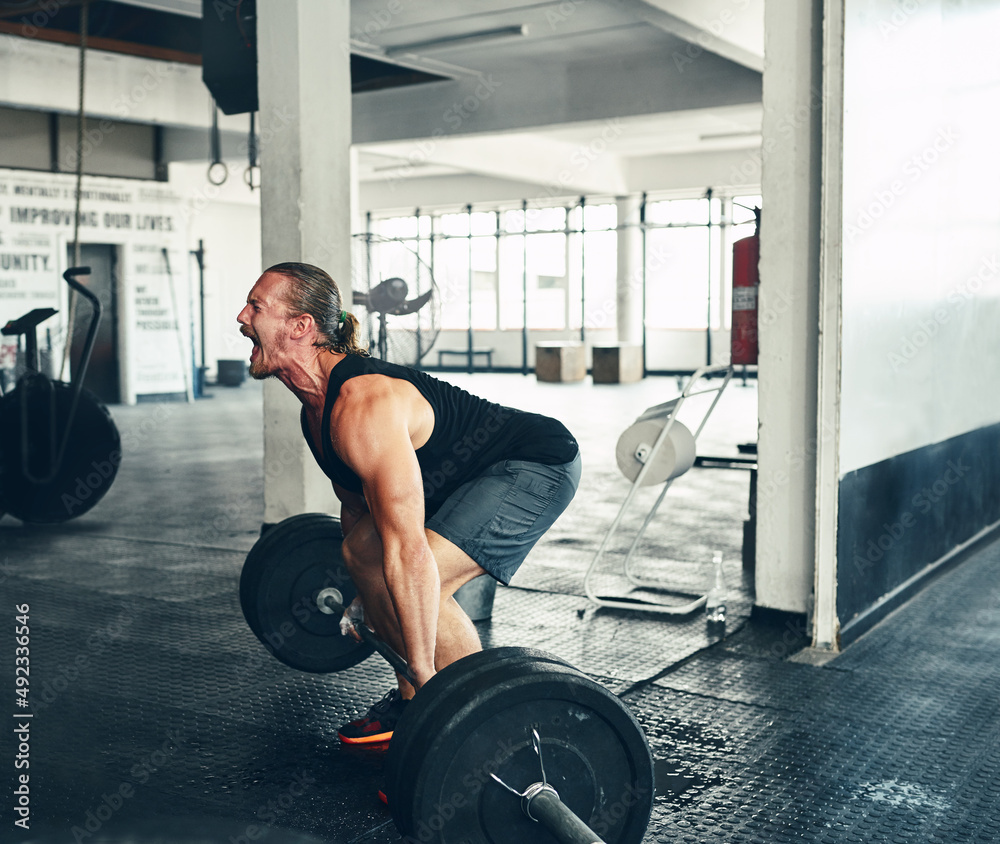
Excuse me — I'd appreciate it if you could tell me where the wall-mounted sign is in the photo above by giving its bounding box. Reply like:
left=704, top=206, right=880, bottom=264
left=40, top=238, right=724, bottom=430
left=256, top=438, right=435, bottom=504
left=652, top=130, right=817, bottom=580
left=0, top=170, right=190, bottom=403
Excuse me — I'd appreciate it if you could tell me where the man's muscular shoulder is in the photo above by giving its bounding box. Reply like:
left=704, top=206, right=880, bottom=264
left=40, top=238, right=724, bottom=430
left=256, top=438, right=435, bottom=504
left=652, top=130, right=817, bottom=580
left=333, top=373, right=401, bottom=420
left=331, top=373, right=434, bottom=450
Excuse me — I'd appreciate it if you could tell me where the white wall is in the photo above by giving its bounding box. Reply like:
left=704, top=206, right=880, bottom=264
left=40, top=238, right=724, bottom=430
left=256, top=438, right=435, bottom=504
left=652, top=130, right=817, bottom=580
left=169, top=162, right=262, bottom=379
left=839, top=0, right=1000, bottom=474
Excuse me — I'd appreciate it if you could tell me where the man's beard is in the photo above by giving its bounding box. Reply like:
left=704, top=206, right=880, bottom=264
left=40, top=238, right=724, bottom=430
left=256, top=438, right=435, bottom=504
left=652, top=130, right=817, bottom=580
left=248, top=359, right=273, bottom=380
left=249, top=348, right=282, bottom=380
left=244, top=328, right=274, bottom=380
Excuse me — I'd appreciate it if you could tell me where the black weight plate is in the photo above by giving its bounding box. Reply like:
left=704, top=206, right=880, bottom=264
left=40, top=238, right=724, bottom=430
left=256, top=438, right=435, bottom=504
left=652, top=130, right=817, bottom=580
left=0, top=380, right=121, bottom=524
left=388, top=655, right=571, bottom=835
left=384, top=648, right=571, bottom=808
left=240, top=514, right=320, bottom=641
left=239, top=512, right=375, bottom=673
left=390, top=658, right=654, bottom=844
left=239, top=513, right=336, bottom=640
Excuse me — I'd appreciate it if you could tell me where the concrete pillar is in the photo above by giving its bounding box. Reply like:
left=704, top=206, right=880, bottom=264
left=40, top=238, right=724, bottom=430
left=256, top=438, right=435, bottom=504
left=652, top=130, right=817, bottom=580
left=812, top=0, right=845, bottom=650
left=755, top=0, right=823, bottom=616
left=615, top=195, right=644, bottom=344
left=257, top=1, right=352, bottom=524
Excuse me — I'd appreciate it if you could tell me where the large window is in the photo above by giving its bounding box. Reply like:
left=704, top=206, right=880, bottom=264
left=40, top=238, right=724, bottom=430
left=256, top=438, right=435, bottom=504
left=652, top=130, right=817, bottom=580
left=364, top=192, right=761, bottom=356
left=572, top=204, right=618, bottom=332
left=644, top=197, right=719, bottom=330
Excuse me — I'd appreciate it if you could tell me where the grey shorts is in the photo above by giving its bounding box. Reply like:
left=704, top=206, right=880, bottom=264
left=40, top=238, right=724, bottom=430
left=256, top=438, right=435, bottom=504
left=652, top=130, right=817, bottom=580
left=425, top=453, right=582, bottom=585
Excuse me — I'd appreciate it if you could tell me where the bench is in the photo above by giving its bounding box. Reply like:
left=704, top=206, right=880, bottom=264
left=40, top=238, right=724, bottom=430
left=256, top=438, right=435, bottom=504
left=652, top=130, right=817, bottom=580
left=436, top=348, right=494, bottom=368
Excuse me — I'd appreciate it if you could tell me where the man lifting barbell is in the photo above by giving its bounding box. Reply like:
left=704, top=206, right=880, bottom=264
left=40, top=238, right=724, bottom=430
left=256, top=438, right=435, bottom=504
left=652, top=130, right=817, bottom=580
left=237, top=262, right=581, bottom=744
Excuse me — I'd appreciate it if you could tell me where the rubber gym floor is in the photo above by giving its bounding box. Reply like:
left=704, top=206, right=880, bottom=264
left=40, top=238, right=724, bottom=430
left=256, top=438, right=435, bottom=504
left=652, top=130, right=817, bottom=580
left=4, top=372, right=999, bottom=844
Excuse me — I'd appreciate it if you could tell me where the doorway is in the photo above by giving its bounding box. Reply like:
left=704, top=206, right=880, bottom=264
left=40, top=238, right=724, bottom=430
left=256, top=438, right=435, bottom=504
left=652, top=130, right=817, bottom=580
left=66, top=243, right=120, bottom=405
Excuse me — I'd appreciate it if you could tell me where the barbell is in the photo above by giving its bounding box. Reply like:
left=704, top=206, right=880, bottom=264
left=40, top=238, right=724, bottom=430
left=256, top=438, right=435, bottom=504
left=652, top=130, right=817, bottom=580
left=239, top=513, right=655, bottom=844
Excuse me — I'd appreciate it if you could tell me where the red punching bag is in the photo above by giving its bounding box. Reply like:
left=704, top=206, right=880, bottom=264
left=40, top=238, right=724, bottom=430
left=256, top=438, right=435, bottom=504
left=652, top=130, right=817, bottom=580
left=731, top=209, right=760, bottom=365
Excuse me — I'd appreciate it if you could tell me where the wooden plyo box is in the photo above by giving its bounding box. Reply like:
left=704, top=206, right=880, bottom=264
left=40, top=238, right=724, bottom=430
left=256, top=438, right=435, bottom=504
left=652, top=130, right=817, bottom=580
left=535, top=341, right=587, bottom=382
left=592, top=344, right=643, bottom=383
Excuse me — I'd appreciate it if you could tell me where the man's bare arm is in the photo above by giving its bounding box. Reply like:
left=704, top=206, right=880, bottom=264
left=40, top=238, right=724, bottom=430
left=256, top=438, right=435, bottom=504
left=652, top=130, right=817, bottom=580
left=331, top=381, right=439, bottom=687
left=332, top=482, right=369, bottom=538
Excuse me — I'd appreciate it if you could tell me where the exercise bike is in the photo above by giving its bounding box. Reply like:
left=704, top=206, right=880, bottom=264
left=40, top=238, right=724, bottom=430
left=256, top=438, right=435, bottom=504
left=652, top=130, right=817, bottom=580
left=0, top=266, right=122, bottom=524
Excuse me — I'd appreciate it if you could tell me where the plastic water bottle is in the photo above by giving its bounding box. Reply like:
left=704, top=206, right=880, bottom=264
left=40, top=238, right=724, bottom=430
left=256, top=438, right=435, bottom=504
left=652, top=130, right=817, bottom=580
left=705, top=551, right=727, bottom=623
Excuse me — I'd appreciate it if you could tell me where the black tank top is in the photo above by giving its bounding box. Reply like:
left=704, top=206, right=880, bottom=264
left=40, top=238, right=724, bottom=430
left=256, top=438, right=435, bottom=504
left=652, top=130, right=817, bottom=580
left=300, top=355, right=578, bottom=517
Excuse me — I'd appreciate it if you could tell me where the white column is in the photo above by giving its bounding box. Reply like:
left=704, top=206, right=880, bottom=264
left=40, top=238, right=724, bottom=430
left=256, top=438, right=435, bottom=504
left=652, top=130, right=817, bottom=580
left=813, top=0, right=846, bottom=650
left=755, top=0, right=824, bottom=616
left=257, top=0, right=352, bottom=523
left=615, top=195, right=643, bottom=344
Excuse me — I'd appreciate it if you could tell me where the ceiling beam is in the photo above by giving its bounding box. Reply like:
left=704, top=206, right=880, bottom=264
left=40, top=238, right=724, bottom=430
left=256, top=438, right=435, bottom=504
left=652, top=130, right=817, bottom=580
left=363, top=131, right=628, bottom=195
left=622, top=0, right=764, bottom=73
left=354, top=50, right=761, bottom=145
left=0, top=19, right=200, bottom=64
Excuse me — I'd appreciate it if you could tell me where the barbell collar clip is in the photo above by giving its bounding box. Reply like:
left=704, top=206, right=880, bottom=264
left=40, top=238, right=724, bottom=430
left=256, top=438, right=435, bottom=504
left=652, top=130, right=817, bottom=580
left=531, top=727, right=549, bottom=787
left=522, top=783, right=605, bottom=844
left=489, top=729, right=608, bottom=844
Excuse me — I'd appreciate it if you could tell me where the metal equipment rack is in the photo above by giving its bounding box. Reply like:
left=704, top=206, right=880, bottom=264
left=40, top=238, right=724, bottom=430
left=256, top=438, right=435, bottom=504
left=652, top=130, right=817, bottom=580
left=584, top=364, right=735, bottom=614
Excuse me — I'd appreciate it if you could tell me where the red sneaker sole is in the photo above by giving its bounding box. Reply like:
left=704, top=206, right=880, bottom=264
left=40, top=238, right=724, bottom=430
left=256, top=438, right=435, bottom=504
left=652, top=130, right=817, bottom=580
left=338, top=729, right=393, bottom=745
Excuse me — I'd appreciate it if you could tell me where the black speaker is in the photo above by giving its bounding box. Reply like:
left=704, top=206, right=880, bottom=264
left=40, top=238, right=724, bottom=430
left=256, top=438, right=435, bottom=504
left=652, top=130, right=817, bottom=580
left=201, top=0, right=257, bottom=115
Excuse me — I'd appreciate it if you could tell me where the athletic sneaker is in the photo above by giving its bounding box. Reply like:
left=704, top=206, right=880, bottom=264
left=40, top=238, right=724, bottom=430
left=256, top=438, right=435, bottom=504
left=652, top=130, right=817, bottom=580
left=338, top=689, right=409, bottom=744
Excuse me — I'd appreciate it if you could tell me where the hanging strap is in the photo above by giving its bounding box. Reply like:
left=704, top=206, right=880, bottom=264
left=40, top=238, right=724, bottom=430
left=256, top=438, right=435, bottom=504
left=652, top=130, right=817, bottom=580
left=59, top=2, right=89, bottom=382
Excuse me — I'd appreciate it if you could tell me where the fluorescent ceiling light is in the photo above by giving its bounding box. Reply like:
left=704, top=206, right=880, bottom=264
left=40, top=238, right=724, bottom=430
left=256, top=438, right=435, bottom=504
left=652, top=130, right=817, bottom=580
left=699, top=131, right=762, bottom=141
left=385, top=25, right=528, bottom=57
left=372, top=161, right=431, bottom=173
